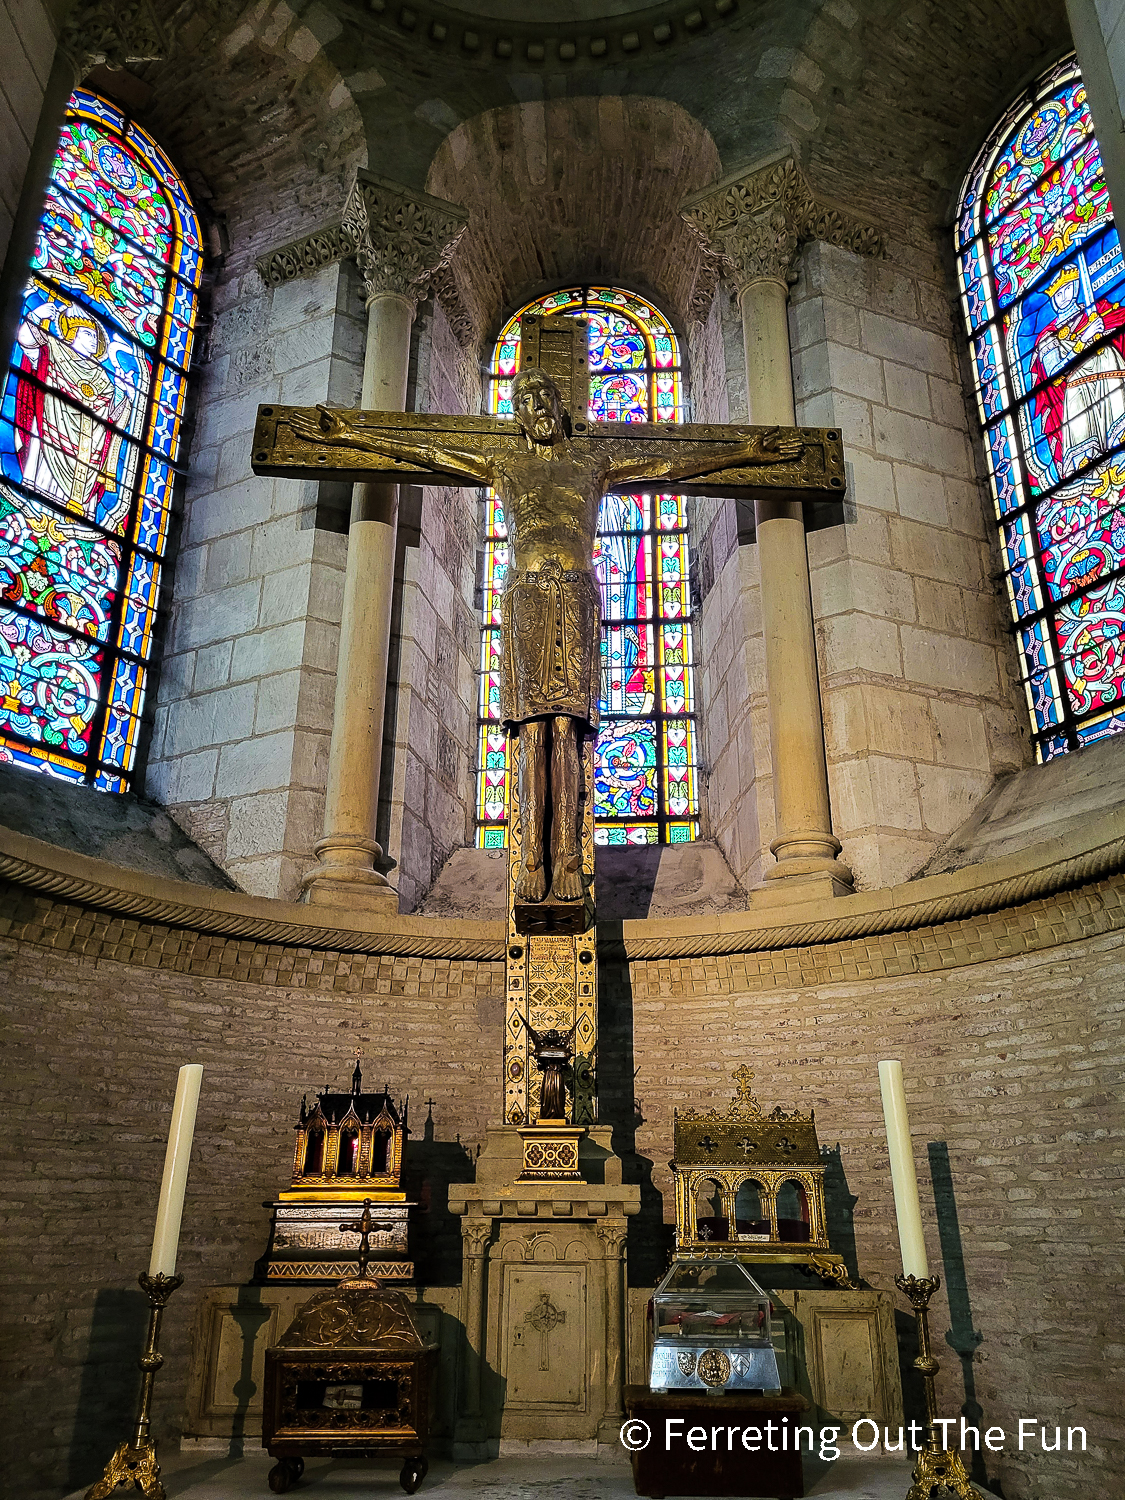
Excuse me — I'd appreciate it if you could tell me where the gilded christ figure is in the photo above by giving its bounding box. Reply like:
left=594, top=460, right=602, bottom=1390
left=292, top=368, right=801, bottom=904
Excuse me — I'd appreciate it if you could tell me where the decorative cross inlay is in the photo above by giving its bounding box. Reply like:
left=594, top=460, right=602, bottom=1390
left=738, top=1137, right=759, bottom=1153
left=775, top=1136, right=799, bottom=1154
left=524, top=1292, right=566, bottom=1371
left=697, top=1134, right=719, bottom=1154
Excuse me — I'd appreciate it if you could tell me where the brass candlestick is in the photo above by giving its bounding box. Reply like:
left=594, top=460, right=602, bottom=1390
left=85, top=1272, right=184, bottom=1500
left=894, top=1273, right=977, bottom=1500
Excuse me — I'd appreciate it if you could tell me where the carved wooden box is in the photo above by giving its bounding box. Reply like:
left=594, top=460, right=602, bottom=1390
left=261, top=1281, right=436, bottom=1494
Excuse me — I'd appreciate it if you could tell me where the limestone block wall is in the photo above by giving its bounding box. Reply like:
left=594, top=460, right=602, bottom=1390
left=146, top=260, right=364, bottom=899
left=0, top=0, right=57, bottom=266
left=1, top=868, right=1121, bottom=1500
left=791, top=236, right=1032, bottom=890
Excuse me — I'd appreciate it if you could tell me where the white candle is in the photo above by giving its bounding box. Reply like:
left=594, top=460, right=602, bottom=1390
left=148, top=1064, right=203, bottom=1278
left=878, top=1059, right=929, bottom=1279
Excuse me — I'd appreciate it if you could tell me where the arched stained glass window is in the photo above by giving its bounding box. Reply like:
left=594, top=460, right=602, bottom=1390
left=957, top=54, right=1125, bottom=760
left=476, top=285, right=698, bottom=847
left=0, top=88, right=200, bottom=790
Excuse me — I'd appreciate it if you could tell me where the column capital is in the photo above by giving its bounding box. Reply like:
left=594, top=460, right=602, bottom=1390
left=342, top=170, right=469, bottom=310
left=681, top=155, right=883, bottom=301
left=460, top=1219, right=493, bottom=1256
left=60, top=0, right=170, bottom=80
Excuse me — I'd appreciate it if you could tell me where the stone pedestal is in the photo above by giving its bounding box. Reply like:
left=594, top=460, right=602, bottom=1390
left=448, top=1125, right=640, bottom=1455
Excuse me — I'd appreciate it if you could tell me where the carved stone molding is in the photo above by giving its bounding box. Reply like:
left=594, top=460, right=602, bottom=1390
left=256, top=223, right=358, bottom=289
left=341, top=170, right=469, bottom=309
left=428, top=263, right=476, bottom=348
left=681, top=155, right=883, bottom=303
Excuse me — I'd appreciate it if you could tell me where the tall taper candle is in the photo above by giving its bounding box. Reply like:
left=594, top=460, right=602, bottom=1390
left=148, top=1064, right=203, bottom=1278
left=877, top=1059, right=929, bottom=1279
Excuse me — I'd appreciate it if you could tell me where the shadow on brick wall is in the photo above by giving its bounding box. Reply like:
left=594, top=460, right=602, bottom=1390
left=598, top=929, right=674, bottom=1286
left=929, top=1139, right=995, bottom=1494
left=67, top=1287, right=148, bottom=1492
left=403, top=1106, right=477, bottom=1286
left=821, top=1144, right=861, bottom=1284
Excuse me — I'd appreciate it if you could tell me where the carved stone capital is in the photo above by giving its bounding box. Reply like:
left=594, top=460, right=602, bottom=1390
left=681, top=155, right=883, bottom=303
left=461, top=1219, right=493, bottom=1256
left=595, top=1224, right=628, bottom=1258
left=342, top=170, right=468, bottom=310
left=61, top=0, right=170, bottom=77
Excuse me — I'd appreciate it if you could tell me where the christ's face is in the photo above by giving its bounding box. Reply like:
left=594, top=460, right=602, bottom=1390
left=514, top=379, right=563, bottom=443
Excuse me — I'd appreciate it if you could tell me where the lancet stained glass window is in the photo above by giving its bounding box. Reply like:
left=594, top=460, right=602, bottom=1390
left=957, top=54, right=1125, bottom=759
left=476, top=285, right=698, bottom=847
left=0, top=88, right=200, bottom=789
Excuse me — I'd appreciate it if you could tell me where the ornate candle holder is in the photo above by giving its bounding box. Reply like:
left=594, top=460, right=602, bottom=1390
left=894, top=1273, right=977, bottom=1500
left=85, top=1272, right=184, bottom=1500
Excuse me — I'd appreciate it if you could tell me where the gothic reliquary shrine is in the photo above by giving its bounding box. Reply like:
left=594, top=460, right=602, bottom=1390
left=672, top=1068, right=853, bottom=1287
left=258, top=1058, right=413, bottom=1283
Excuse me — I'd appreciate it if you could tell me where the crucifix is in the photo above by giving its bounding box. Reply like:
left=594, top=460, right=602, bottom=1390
left=340, top=1198, right=392, bottom=1279
left=252, top=314, right=846, bottom=1123
left=252, top=316, right=844, bottom=917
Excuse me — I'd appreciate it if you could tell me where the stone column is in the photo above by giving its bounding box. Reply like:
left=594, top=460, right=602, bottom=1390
left=454, top=1218, right=492, bottom=1452
left=682, top=158, right=881, bottom=899
left=302, top=173, right=466, bottom=909
left=596, top=1223, right=628, bottom=1437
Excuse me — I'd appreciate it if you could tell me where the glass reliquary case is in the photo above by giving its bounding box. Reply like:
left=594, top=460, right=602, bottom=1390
left=649, top=1258, right=781, bottom=1393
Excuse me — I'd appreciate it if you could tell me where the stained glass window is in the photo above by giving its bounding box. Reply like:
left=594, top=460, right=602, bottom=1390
left=0, top=88, right=200, bottom=790
left=476, top=285, right=698, bottom=847
left=958, top=54, right=1125, bottom=759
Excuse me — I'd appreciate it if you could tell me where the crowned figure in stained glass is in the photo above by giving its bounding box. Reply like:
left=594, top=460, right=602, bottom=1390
left=13, top=304, right=134, bottom=522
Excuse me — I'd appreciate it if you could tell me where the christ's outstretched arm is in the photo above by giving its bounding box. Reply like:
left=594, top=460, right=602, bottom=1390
left=607, top=425, right=805, bottom=487
left=287, top=403, right=495, bottom=485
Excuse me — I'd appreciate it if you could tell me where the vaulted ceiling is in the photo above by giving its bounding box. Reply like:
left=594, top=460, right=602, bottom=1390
left=118, top=0, right=1071, bottom=275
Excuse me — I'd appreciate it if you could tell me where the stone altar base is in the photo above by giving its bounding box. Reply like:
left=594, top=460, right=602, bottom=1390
left=448, top=1124, right=641, bottom=1455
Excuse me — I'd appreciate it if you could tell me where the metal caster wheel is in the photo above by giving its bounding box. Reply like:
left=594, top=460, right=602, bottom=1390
left=268, top=1457, right=301, bottom=1493
left=399, top=1455, right=428, bottom=1494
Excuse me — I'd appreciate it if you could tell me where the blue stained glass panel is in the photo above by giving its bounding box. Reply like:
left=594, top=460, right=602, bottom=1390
left=0, top=90, right=199, bottom=787
left=988, top=139, right=1110, bottom=310
left=0, top=735, right=87, bottom=781
left=985, top=81, right=1093, bottom=225
left=588, top=312, right=646, bottom=371
left=0, top=606, right=104, bottom=754
left=589, top=371, right=648, bottom=423
left=0, top=487, right=121, bottom=640
left=594, top=718, right=658, bottom=820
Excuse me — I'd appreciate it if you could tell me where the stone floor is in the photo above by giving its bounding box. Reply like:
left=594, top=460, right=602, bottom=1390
left=63, top=1448, right=957, bottom=1500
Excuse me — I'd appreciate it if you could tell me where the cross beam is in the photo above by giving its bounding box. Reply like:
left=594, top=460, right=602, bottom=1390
left=251, top=406, right=847, bottom=524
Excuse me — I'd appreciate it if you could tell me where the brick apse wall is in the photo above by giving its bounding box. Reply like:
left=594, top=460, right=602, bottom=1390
left=1, top=874, right=1121, bottom=1500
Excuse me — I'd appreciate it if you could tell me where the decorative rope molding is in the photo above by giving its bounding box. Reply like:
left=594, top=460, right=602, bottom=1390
left=681, top=155, right=884, bottom=300
left=3, top=815, right=1125, bottom=965
left=256, top=223, right=357, bottom=288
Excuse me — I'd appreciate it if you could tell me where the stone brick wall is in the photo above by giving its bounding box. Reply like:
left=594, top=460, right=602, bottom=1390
left=0, top=0, right=56, bottom=267
left=146, top=260, right=364, bottom=900
left=2, top=871, right=1121, bottom=1500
